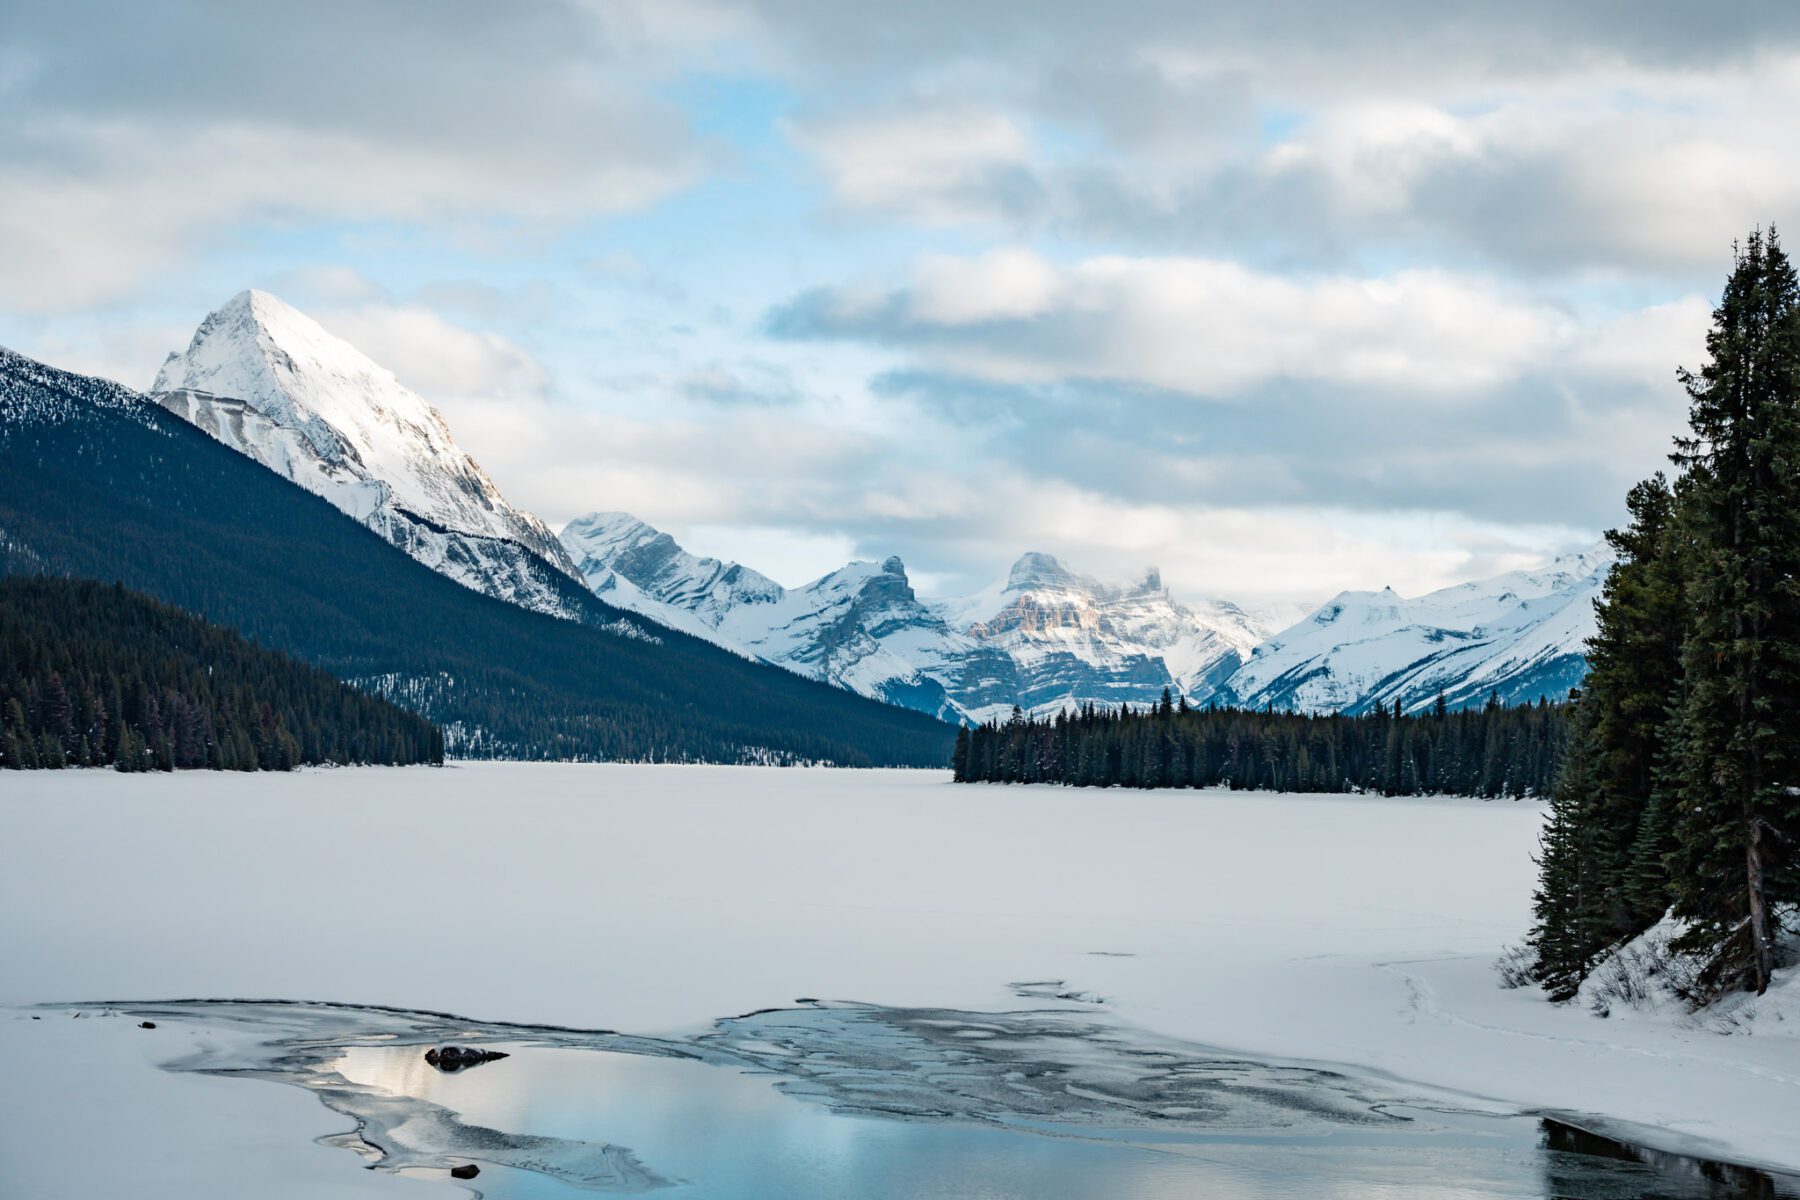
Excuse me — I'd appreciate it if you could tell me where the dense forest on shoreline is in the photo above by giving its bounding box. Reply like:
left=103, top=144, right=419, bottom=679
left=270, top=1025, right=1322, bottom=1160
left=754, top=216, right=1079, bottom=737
left=0, top=576, right=443, bottom=770
left=953, top=692, right=1566, bottom=798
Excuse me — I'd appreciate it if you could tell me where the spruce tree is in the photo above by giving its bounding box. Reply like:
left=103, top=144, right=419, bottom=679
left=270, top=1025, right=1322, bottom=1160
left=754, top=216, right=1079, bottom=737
left=1533, top=696, right=1604, bottom=999
left=1666, top=229, right=1800, bottom=997
left=1527, top=476, right=1685, bottom=989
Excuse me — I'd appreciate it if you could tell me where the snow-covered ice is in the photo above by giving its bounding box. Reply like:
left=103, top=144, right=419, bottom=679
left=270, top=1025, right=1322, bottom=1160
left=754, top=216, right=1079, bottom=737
left=1, top=763, right=1796, bottom=1194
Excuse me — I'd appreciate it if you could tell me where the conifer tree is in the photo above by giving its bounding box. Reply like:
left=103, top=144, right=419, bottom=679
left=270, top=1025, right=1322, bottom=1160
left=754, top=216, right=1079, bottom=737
left=1528, top=474, right=1687, bottom=984
left=1533, top=696, right=1603, bottom=999
left=1665, top=229, right=1800, bottom=997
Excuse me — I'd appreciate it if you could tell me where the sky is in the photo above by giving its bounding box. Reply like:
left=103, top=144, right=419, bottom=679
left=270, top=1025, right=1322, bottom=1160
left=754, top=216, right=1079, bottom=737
left=3, top=1, right=1795, bottom=603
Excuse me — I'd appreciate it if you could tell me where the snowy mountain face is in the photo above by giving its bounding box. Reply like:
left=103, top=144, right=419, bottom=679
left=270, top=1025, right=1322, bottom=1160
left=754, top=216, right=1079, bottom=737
left=941, top=553, right=1267, bottom=722
left=562, top=513, right=983, bottom=720
left=561, top=511, right=1612, bottom=722
left=1215, top=545, right=1615, bottom=714
left=559, top=516, right=1274, bottom=723
left=151, top=291, right=585, bottom=618
left=561, top=512, right=784, bottom=647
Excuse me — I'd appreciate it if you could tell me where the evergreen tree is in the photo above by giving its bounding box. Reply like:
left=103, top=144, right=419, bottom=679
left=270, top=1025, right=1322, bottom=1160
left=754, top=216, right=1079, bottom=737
left=1665, top=229, right=1800, bottom=997
left=1527, top=474, right=1687, bottom=984
left=1533, top=696, right=1604, bottom=999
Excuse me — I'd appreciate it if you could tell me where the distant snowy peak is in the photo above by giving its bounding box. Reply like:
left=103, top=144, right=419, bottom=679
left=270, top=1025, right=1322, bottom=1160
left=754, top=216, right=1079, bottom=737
left=558, top=509, right=1613, bottom=724
left=151, top=290, right=582, bottom=616
left=561, top=511, right=782, bottom=625
left=562, top=512, right=971, bottom=720
left=1223, top=543, right=1615, bottom=714
left=941, top=551, right=1270, bottom=716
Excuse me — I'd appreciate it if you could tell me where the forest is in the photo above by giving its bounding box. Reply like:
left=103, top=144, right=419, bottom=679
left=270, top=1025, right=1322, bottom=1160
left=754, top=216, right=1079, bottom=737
left=953, top=692, right=1566, bottom=798
left=0, top=576, right=442, bottom=770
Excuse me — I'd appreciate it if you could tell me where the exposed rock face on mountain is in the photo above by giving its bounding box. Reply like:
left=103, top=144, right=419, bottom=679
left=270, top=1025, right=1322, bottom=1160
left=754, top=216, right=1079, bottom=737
left=938, top=553, right=1266, bottom=721
left=1214, top=545, right=1614, bottom=714
left=559, top=515, right=1270, bottom=723
left=562, top=512, right=986, bottom=721
left=561, top=511, right=783, bottom=647
left=151, top=290, right=585, bottom=617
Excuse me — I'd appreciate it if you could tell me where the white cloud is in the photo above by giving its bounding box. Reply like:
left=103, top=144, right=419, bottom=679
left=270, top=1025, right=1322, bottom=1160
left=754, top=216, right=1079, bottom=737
left=787, top=107, right=1041, bottom=226
left=0, top=3, right=718, bottom=312
left=779, top=49, right=1800, bottom=280
left=308, top=304, right=552, bottom=410
left=906, top=249, right=1062, bottom=324
left=781, top=251, right=1573, bottom=394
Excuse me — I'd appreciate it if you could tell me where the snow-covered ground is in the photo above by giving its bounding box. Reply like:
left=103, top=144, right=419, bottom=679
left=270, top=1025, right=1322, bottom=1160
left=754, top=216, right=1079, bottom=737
left=1, top=763, right=1796, bottom=1196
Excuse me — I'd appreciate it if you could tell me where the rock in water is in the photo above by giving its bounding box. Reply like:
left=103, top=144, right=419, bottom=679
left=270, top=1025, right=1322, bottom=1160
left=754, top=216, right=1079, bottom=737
left=449, top=1163, right=480, bottom=1180
left=424, top=1045, right=509, bottom=1071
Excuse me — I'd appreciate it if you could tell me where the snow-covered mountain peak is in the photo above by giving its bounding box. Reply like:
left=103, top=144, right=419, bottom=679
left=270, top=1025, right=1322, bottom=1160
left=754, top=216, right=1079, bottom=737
left=561, top=511, right=669, bottom=562
left=1219, top=545, right=1615, bottom=714
left=560, top=510, right=783, bottom=631
left=149, top=290, right=583, bottom=615
left=1006, top=551, right=1085, bottom=591
left=156, top=289, right=449, bottom=478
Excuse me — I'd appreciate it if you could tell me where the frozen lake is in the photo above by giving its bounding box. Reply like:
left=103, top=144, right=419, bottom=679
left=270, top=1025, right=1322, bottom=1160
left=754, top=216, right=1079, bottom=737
left=2, top=763, right=1798, bottom=1195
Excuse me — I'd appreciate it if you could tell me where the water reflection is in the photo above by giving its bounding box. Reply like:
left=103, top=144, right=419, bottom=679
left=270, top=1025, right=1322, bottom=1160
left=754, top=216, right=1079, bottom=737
left=325, top=1039, right=1800, bottom=1200
left=1540, top=1121, right=1799, bottom=1200
left=112, top=999, right=1799, bottom=1200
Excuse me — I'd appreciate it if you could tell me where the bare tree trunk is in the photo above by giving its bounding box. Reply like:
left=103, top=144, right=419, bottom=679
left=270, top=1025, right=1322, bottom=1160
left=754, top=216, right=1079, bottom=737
left=1746, top=811, right=1772, bottom=994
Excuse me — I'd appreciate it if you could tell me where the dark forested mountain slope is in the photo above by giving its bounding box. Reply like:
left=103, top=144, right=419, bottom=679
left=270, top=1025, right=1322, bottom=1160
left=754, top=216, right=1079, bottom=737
left=0, top=347, right=956, bottom=766
left=0, top=576, right=442, bottom=770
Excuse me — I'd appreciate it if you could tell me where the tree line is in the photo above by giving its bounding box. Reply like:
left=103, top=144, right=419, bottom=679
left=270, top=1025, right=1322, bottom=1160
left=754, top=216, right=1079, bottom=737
left=953, top=691, right=1566, bottom=798
left=1531, top=229, right=1800, bottom=1005
left=0, top=576, right=442, bottom=771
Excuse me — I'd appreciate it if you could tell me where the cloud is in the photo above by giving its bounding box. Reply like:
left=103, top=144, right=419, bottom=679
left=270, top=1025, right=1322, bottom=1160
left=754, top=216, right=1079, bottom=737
left=744, top=0, right=1800, bottom=85
left=773, top=251, right=1703, bottom=531
left=306, top=303, right=552, bottom=409
left=787, top=108, right=1045, bottom=227
left=775, top=19, right=1800, bottom=279
left=0, top=0, right=721, bottom=310
left=772, top=250, right=1569, bottom=393
left=676, top=360, right=806, bottom=406
left=5, top=0, right=1774, bottom=606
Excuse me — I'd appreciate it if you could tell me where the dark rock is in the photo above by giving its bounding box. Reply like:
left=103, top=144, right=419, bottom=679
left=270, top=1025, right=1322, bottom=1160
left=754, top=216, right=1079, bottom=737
left=424, top=1045, right=509, bottom=1072
left=449, top=1164, right=480, bottom=1180
left=139, top=1020, right=156, bottom=1029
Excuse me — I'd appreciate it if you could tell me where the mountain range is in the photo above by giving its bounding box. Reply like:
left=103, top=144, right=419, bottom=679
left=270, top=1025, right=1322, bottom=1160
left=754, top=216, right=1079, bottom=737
left=1213, top=546, right=1610, bottom=714
left=0, top=343, right=955, bottom=766
left=563, top=509, right=1609, bottom=721
left=7, top=288, right=1610, bottom=748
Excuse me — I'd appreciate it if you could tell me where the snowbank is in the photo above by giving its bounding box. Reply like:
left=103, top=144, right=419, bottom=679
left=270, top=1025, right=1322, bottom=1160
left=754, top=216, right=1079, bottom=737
left=1, top=763, right=1795, bottom=1188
